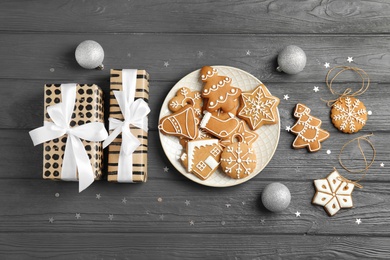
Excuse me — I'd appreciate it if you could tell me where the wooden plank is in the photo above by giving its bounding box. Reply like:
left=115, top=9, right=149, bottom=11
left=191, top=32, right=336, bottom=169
left=1, top=0, right=390, bottom=34
left=1, top=233, right=390, bottom=259
left=0, top=79, right=388, bottom=131
left=2, top=128, right=389, bottom=181
left=0, top=178, right=389, bottom=235
left=0, top=34, right=389, bottom=82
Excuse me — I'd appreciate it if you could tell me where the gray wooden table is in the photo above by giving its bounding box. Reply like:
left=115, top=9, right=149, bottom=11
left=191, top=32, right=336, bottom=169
left=0, top=0, right=389, bottom=259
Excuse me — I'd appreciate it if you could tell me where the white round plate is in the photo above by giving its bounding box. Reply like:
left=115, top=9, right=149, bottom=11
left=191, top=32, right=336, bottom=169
left=159, top=66, right=280, bottom=187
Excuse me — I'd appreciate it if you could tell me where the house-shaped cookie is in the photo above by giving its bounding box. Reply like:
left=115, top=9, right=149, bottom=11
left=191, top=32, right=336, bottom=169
left=181, top=139, right=222, bottom=180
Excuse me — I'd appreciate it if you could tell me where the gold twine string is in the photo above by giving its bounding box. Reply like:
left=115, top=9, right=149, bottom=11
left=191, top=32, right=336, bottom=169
left=336, top=133, right=376, bottom=189
left=322, top=66, right=370, bottom=107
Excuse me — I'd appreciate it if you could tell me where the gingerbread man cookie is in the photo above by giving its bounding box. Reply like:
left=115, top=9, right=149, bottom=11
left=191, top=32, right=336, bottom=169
left=200, top=66, right=241, bottom=114
left=291, top=103, right=330, bottom=152
left=220, top=142, right=257, bottom=179
left=237, top=84, right=280, bottom=130
left=220, top=121, right=258, bottom=148
left=159, top=106, right=199, bottom=140
left=331, top=96, right=367, bottom=134
left=200, top=111, right=240, bottom=139
left=168, top=87, right=203, bottom=118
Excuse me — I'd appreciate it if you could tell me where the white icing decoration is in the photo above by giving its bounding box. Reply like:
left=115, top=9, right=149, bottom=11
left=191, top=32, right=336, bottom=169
left=312, top=170, right=355, bottom=216
left=332, top=97, right=367, bottom=133
left=221, top=143, right=256, bottom=176
left=205, top=155, right=219, bottom=170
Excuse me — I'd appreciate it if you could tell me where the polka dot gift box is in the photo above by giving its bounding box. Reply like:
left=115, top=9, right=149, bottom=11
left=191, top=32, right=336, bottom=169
left=29, top=83, right=107, bottom=192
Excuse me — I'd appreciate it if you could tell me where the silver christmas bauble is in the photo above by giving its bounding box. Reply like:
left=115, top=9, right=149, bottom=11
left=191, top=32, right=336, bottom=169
left=75, top=40, right=104, bottom=70
left=276, top=45, right=306, bottom=74
left=261, top=182, right=291, bottom=212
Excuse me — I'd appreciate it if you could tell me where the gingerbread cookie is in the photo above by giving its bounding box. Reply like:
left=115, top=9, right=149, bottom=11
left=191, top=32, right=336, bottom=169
left=331, top=96, right=367, bottom=134
left=168, top=87, right=203, bottom=118
left=220, top=121, right=258, bottom=148
left=200, top=111, right=240, bottom=139
left=181, top=139, right=222, bottom=180
left=237, top=84, right=280, bottom=130
left=291, top=103, right=330, bottom=152
left=179, top=128, right=212, bottom=148
left=159, top=106, right=199, bottom=139
left=200, top=66, right=241, bottom=114
left=220, top=142, right=256, bottom=179
left=312, top=169, right=355, bottom=216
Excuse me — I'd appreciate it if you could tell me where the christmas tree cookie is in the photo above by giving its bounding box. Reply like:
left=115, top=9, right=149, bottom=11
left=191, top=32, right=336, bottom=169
left=237, top=84, right=280, bottom=130
left=291, top=103, right=330, bottom=152
left=200, top=66, right=241, bottom=114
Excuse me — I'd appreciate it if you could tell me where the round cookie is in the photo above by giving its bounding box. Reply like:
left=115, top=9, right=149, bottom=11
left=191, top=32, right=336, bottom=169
left=331, top=96, right=367, bottom=134
left=220, top=142, right=256, bottom=179
left=168, top=87, right=203, bottom=118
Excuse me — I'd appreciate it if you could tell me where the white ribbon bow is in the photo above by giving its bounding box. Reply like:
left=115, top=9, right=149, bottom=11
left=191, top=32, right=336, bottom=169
left=29, top=83, right=108, bottom=192
left=103, top=69, right=150, bottom=182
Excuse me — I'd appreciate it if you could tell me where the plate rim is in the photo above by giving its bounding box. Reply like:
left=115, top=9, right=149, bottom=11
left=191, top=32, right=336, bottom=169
left=158, top=65, right=280, bottom=187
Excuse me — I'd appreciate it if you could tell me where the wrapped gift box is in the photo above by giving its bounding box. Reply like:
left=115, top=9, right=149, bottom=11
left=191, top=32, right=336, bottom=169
left=107, top=69, right=149, bottom=182
left=42, top=84, right=105, bottom=180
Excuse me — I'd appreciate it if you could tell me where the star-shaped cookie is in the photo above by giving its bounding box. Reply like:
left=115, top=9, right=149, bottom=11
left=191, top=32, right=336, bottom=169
left=312, top=169, right=355, bottom=216
left=220, top=121, right=258, bottom=148
left=237, top=84, right=280, bottom=130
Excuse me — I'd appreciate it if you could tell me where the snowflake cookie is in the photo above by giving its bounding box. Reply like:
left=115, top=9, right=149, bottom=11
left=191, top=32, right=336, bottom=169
left=168, top=87, right=203, bottom=118
left=331, top=96, right=367, bottom=134
left=220, top=142, right=256, bottom=179
left=312, top=169, right=355, bottom=216
left=237, top=84, right=280, bottom=130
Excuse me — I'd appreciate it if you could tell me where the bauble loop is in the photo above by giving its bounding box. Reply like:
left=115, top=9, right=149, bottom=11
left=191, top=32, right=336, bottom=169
left=75, top=40, right=105, bottom=70
left=277, top=45, right=306, bottom=75
left=261, top=182, right=291, bottom=212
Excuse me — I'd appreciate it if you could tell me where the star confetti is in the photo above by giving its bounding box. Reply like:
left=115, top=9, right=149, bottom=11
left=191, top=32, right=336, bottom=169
left=241, top=201, right=246, bottom=205
left=75, top=213, right=81, bottom=219
left=96, top=194, right=101, bottom=199
left=246, top=50, right=251, bottom=56
left=159, top=214, right=165, bottom=220
left=122, top=197, right=127, bottom=204
left=260, top=219, right=265, bottom=225
left=185, top=200, right=190, bottom=206
left=48, top=217, right=54, bottom=223
left=347, top=57, right=353, bottom=63
left=283, top=94, right=290, bottom=100
left=163, top=166, right=169, bottom=172
left=356, top=218, right=362, bottom=225
left=108, top=214, right=114, bottom=221
left=221, top=221, right=226, bottom=226
left=285, top=126, right=292, bottom=132
left=225, top=204, right=231, bottom=208
left=313, top=86, right=319, bottom=92
left=312, top=169, right=354, bottom=216
left=324, top=62, right=330, bottom=68
left=197, top=51, right=204, bottom=58
left=295, top=211, right=301, bottom=217
left=189, top=220, right=195, bottom=226
left=380, top=163, right=385, bottom=167
left=164, top=61, right=169, bottom=67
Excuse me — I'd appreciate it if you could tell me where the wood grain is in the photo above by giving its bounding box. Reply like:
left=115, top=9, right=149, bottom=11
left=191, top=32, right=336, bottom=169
left=0, top=34, right=390, bottom=82
left=1, top=233, right=390, bottom=259
left=1, top=0, right=390, bottom=34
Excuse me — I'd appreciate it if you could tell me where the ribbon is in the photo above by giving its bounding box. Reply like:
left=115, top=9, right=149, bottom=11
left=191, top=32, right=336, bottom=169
left=29, top=83, right=108, bottom=192
left=103, top=69, right=150, bottom=182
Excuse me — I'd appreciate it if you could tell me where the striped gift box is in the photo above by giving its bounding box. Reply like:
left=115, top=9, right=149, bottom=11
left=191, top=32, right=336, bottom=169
left=107, top=69, right=149, bottom=182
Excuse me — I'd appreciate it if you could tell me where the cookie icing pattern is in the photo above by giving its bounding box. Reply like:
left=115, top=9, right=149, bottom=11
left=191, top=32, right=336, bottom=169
left=237, top=84, right=279, bottom=130
left=220, top=121, right=258, bottom=148
left=291, top=103, right=330, bottom=152
left=331, top=96, right=367, bottom=134
left=220, top=142, right=256, bottom=179
left=159, top=106, right=199, bottom=139
left=169, top=87, right=203, bottom=118
left=312, top=169, right=355, bottom=216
